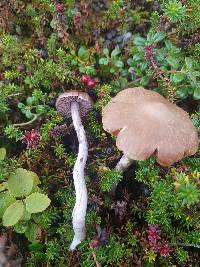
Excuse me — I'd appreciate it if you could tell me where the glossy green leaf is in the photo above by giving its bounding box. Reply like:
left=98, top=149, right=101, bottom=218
left=25, top=109, right=34, bottom=119
left=167, top=56, right=179, bottom=69
left=176, top=87, right=189, bottom=98
left=134, top=36, right=146, bottom=46
left=111, top=48, right=121, bottom=58
left=27, top=96, right=38, bottom=106
left=132, top=54, right=143, bottom=61
left=140, top=76, right=150, bottom=86
left=185, top=57, right=193, bottom=69
left=114, top=60, right=124, bottom=68
left=149, top=31, right=166, bottom=43
left=193, top=88, right=200, bottom=100
left=17, top=102, right=26, bottom=109
left=171, top=73, right=185, bottom=84
left=99, top=57, right=109, bottom=65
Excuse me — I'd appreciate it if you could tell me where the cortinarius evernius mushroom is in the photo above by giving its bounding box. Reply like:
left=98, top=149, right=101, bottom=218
left=102, top=87, right=199, bottom=194
left=56, top=91, right=93, bottom=250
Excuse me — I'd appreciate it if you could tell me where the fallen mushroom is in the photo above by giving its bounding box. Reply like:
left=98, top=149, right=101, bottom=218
left=56, top=91, right=93, bottom=250
left=102, top=87, right=199, bottom=195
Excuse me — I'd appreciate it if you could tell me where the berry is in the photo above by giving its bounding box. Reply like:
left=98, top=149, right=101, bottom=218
left=74, top=13, right=81, bottom=24
left=81, top=74, right=90, bottom=84
left=56, top=3, right=64, bottom=13
left=87, top=79, right=96, bottom=88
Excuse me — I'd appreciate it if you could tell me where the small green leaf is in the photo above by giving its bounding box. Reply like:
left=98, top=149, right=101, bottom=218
left=185, top=57, right=193, bottom=69
left=127, top=58, right=134, bottom=66
left=113, top=60, right=124, bottom=68
left=27, top=96, right=38, bottom=106
left=0, top=148, right=6, bottom=161
left=79, top=66, right=86, bottom=73
left=149, top=31, right=166, bottom=43
left=0, top=191, right=16, bottom=218
left=140, top=62, right=148, bottom=71
left=103, top=48, right=109, bottom=56
left=71, top=59, right=78, bottom=65
left=165, top=40, right=173, bottom=50
left=171, top=73, right=185, bottom=84
left=3, top=200, right=24, bottom=226
left=25, top=109, right=34, bottom=119
left=132, top=54, right=143, bottom=61
left=167, top=56, right=179, bottom=69
left=7, top=168, right=34, bottom=197
left=110, top=67, right=116, bottom=73
left=134, top=36, right=146, bottom=46
left=193, top=88, right=200, bottom=100
left=78, top=46, right=89, bottom=61
left=192, top=71, right=200, bottom=77
left=176, top=88, right=189, bottom=98
left=120, top=69, right=128, bottom=77
left=25, top=192, right=51, bottom=213
left=111, top=48, right=121, bottom=58
left=155, top=49, right=166, bottom=62
left=18, top=102, right=26, bottom=109
left=36, top=105, right=45, bottom=114
left=25, top=223, right=38, bottom=243
left=99, top=57, right=109, bottom=65
left=13, top=221, right=28, bottom=233
left=140, top=76, right=150, bottom=86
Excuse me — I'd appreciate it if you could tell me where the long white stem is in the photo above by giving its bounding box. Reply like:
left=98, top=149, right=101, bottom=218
left=70, top=102, right=88, bottom=250
left=109, top=155, right=134, bottom=196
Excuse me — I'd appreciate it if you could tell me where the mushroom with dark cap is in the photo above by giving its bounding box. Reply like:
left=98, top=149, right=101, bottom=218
left=102, top=87, right=199, bottom=195
left=56, top=91, right=93, bottom=250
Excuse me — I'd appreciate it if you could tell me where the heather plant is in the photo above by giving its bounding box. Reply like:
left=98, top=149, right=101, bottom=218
left=127, top=31, right=200, bottom=101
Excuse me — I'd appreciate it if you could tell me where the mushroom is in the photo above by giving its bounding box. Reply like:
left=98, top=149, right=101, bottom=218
left=102, top=87, right=199, bottom=195
left=56, top=91, right=93, bottom=250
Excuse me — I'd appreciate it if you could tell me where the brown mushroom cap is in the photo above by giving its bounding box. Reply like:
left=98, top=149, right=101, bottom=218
left=56, top=91, right=93, bottom=118
left=102, top=87, right=198, bottom=166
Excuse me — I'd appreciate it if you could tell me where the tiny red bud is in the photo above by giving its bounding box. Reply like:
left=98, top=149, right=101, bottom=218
left=81, top=74, right=90, bottom=84
left=56, top=3, right=64, bottom=13
left=87, top=79, right=96, bottom=88
left=74, top=13, right=81, bottom=24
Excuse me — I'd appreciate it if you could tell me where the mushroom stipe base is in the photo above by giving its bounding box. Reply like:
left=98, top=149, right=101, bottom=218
left=70, top=102, right=88, bottom=250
